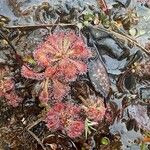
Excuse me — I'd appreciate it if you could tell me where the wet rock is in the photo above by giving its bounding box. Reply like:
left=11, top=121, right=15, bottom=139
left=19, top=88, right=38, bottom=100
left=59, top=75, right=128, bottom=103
left=102, top=55, right=127, bottom=75
left=128, top=104, right=150, bottom=131
left=86, top=26, right=110, bottom=40
left=110, top=120, right=142, bottom=149
left=124, top=74, right=136, bottom=91
left=117, top=69, right=137, bottom=93
left=125, top=50, right=143, bottom=68
left=96, top=38, right=129, bottom=60
left=139, top=87, right=150, bottom=100
left=84, top=27, right=130, bottom=60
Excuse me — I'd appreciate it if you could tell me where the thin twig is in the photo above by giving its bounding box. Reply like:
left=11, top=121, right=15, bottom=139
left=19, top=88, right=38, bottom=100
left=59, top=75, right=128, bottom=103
left=78, top=95, right=88, bottom=105
left=26, top=117, right=46, bottom=150
left=95, top=27, right=150, bottom=55
left=27, top=117, right=43, bottom=130
left=4, top=23, right=149, bottom=55
left=4, top=23, right=76, bottom=29
left=27, top=130, right=46, bottom=150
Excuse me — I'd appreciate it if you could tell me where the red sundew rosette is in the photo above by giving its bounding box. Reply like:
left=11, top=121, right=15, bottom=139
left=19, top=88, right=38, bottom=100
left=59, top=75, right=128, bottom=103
left=0, top=78, right=14, bottom=96
left=33, top=31, right=91, bottom=82
left=0, top=67, right=23, bottom=107
left=45, top=102, right=84, bottom=138
left=82, top=98, right=106, bottom=122
left=66, top=120, right=84, bottom=138
left=4, top=91, right=22, bottom=107
left=21, top=31, right=92, bottom=103
left=21, top=65, right=45, bottom=80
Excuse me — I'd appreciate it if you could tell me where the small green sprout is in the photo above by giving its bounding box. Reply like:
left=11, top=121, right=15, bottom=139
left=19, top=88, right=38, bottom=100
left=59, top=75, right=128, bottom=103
left=84, top=118, right=98, bottom=139
left=101, top=137, right=110, bottom=145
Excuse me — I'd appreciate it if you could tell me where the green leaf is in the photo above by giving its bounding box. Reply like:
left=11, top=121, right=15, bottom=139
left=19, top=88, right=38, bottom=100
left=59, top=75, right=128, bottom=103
left=83, top=13, right=94, bottom=21
left=101, top=137, right=110, bottom=145
left=84, top=118, right=97, bottom=139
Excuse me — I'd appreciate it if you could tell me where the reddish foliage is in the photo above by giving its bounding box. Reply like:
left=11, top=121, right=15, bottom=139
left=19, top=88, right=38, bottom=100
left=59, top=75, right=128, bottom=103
left=66, top=120, right=84, bottom=138
left=4, top=91, right=22, bottom=107
left=44, top=66, right=56, bottom=78
left=51, top=79, right=70, bottom=100
left=21, top=31, right=91, bottom=103
left=82, top=97, right=106, bottom=122
left=39, top=79, right=70, bottom=103
left=21, top=65, right=44, bottom=80
left=45, top=102, right=84, bottom=138
left=39, top=89, right=49, bottom=103
left=0, top=67, right=22, bottom=107
left=33, top=32, right=91, bottom=81
left=0, top=79, right=14, bottom=96
left=104, top=103, right=116, bottom=124
left=97, top=0, right=109, bottom=14
left=45, top=110, right=60, bottom=130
